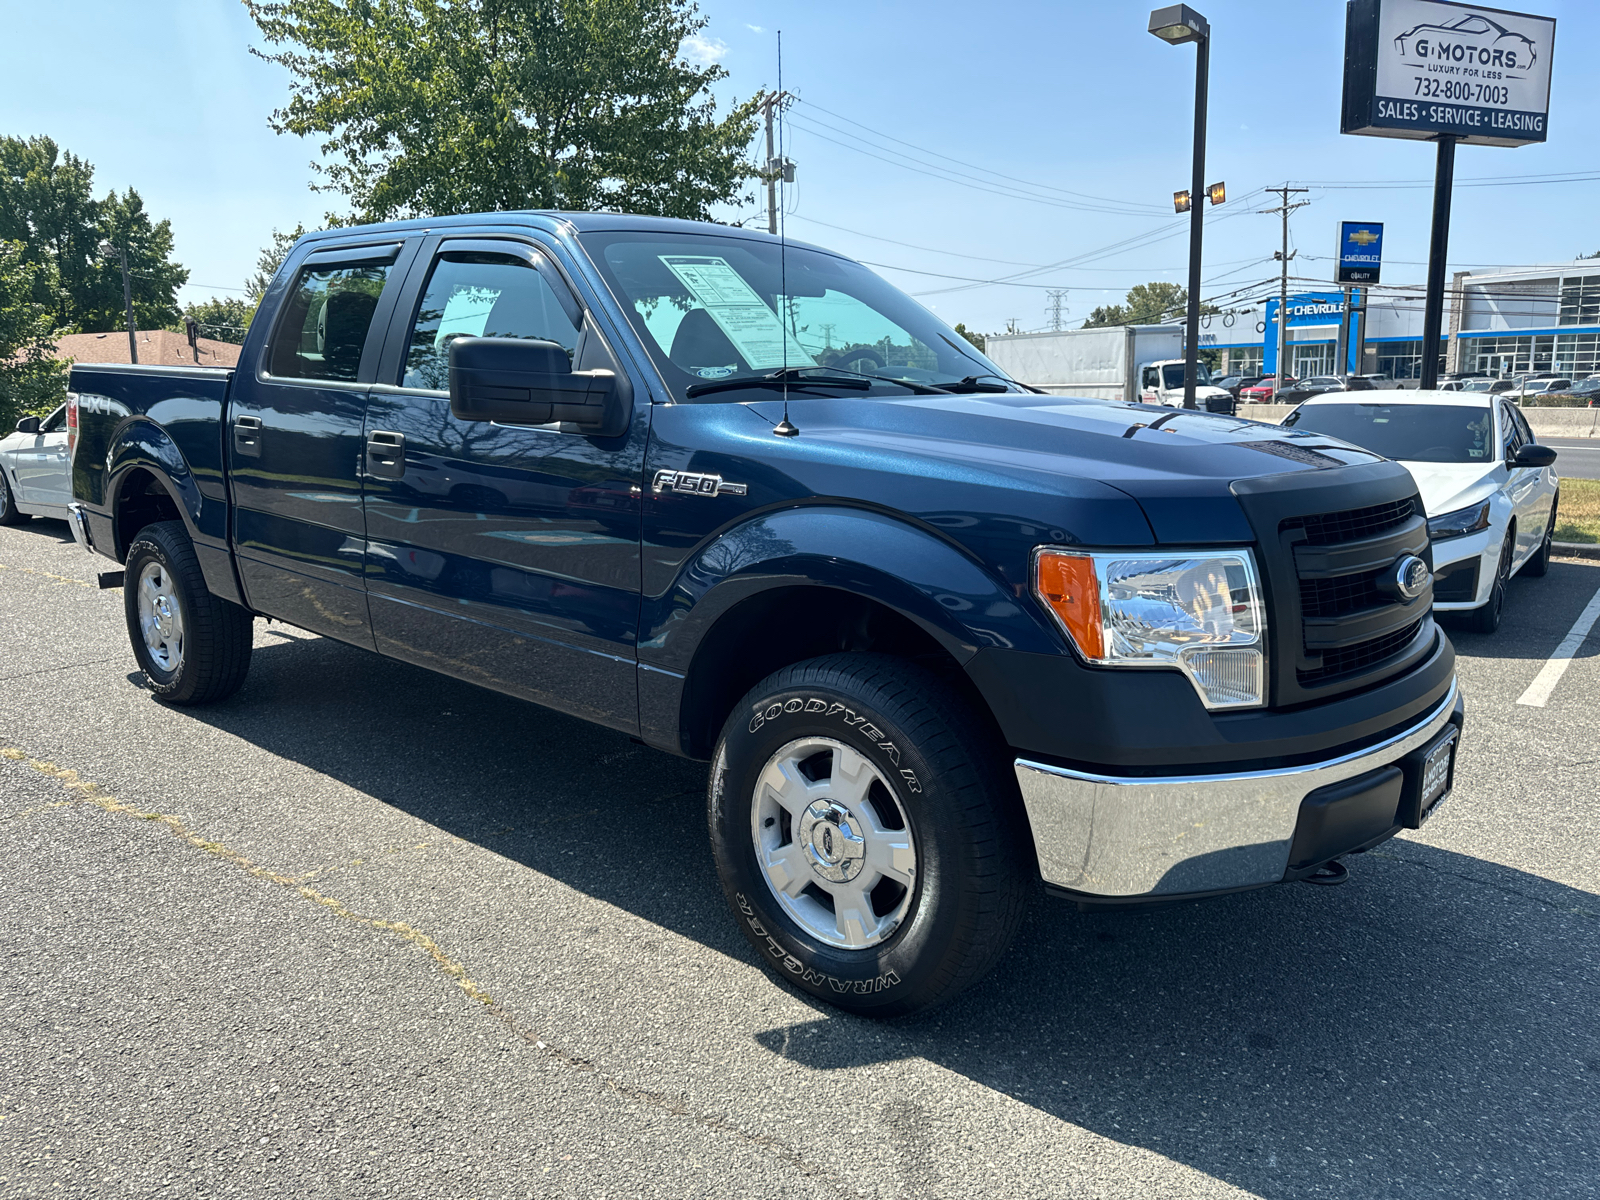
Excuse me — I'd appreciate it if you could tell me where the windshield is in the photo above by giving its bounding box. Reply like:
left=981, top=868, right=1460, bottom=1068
left=1282, top=403, right=1494, bottom=463
left=580, top=231, right=1015, bottom=400
left=1160, top=363, right=1211, bottom=389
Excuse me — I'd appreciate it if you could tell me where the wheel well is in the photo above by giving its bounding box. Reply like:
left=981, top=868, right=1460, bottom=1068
left=678, top=586, right=986, bottom=759
left=114, top=469, right=184, bottom=562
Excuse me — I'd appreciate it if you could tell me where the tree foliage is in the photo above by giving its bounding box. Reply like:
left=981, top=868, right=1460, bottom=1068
left=0, top=242, right=70, bottom=427
left=180, top=296, right=257, bottom=344
left=244, top=0, right=760, bottom=222
left=247, top=224, right=308, bottom=302
left=0, top=136, right=187, bottom=333
left=1082, top=280, right=1217, bottom=329
left=953, top=322, right=986, bottom=353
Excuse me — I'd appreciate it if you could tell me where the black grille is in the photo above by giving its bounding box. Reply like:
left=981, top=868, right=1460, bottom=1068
left=1298, top=620, right=1423, bottom=685
left=1300, top=569, right=1387, bottom=620
left=1282, top=498, right=1415, bottom=546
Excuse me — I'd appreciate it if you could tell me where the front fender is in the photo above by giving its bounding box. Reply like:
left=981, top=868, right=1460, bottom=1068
left=640, top=505, right=1064, bottom=675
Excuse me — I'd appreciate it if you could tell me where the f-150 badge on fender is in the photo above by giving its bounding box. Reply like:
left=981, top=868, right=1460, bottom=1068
left=651, top=469, right=748, bottom=497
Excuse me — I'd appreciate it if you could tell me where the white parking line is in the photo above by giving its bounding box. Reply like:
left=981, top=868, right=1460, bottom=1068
left=1516, top=580, right=1600, bottom=708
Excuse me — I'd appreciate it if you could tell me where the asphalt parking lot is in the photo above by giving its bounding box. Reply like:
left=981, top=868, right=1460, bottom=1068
left=3, top=516, right=1598, bottom=1200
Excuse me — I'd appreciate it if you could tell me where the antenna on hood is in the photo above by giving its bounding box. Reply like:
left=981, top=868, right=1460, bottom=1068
left=772, top=32, right=798, bottom=438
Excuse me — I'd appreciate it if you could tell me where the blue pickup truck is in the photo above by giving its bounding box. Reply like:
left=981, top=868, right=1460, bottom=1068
left=66, top=212, right=1462, bottom=1015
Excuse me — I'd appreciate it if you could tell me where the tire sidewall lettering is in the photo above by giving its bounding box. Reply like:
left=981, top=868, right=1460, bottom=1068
left=742, top=693, right=921, bottom=795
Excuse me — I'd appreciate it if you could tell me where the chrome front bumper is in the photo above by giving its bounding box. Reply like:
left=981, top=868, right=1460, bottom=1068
left=66, top=501, right=94, bottom=553
left=1014, top=679, right=1461, bottom=899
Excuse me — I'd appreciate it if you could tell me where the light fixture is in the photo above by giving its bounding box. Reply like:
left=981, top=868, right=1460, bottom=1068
left=1207, top=181, right=1226, bottom=205
left=1148, top=4, right=1209, bottom=45
left=1173, top=190, right=1192, bottom=213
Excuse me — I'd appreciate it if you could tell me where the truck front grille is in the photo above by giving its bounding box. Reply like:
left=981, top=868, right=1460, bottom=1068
left=1297, top=619, right=1425, bottom=685
left=1232, top=465, right=1436, bottom=707
left=1282, top=497, right=1415, bottom=546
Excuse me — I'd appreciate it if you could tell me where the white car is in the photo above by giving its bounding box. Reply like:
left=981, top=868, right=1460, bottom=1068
left=0, top=405, right=72, bottom=525
left=1281, top=391, right=1560, bottom=634
left=1500, top=377, right=1572, bottom=403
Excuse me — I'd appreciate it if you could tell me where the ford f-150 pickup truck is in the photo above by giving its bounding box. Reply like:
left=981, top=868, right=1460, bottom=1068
left=67, top=212, right=1463, bottom=1016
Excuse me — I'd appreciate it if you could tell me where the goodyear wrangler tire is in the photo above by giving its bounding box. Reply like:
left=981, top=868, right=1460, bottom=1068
left=124, top=520, right=254, bottom=705
left=708, top=653, right=1029, bottom=1017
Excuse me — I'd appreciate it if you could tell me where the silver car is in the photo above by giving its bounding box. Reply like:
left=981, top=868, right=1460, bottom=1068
left=0, top=405, right=72, bottom=525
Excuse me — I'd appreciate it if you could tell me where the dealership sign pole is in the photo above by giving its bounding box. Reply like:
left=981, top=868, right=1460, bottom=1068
left=1341, top=0, right=1555, bottom=388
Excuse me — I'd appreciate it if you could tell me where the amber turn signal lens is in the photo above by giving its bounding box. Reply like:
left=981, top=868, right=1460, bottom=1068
left=1035, top=552, right=1104, bottom=660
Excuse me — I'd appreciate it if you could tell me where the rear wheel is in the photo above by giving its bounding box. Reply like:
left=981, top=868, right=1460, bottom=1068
left=1464, top=530, right=1514, bottom=634
left=708, top=653, right=1030, bottom=1018
left=0, top=468, right=29, bottom=525
left=123, top=520, right=254, bottom=704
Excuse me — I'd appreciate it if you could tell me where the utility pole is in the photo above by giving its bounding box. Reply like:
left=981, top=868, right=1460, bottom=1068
left=760, top=91, right=794, bottom=235
left=1259, top=186, right=1308, bottom=398
left=1045, top=289, right=1069, bottom=332
left=99, top=239, right=138, bottom=365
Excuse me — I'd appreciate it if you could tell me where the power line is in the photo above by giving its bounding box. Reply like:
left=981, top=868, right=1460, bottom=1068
left=792, top=97, right=1172, bottom=214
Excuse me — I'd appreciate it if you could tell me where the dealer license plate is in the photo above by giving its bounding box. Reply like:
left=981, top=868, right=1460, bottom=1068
left=1418, top=731, right=1457, bottom=824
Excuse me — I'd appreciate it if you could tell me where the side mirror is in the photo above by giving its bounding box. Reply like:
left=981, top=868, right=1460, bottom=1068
left=15, top=416, right=40, bottom=434
left=448, top=337, right=630, bottom=437
left=1513, top=443, right=1557, bottom=468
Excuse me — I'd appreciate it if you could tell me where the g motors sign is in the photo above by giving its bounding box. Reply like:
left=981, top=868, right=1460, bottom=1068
left=1342, top=0, right=1556, bottom=146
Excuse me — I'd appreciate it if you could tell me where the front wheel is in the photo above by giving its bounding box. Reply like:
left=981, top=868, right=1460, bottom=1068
left=0, top=468, right=29, bottom=525
left=123, top=520, right=254, bottom=704
left=1464, top=530, right=1515, bottom=634
left=1521, top=493, right=1557, bottom=578
left=708, top=654, right=1029, bottom=1017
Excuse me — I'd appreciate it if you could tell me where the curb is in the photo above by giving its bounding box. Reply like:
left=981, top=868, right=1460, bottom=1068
left=1552, top=541, right=1600, bottom=560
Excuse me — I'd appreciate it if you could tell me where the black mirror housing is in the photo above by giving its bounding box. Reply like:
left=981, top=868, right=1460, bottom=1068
left=15, top=416, right=40, bottom=434
left=1513, top=443, right=1557, bottom=468
left=448, top=337, right=630, bottom=436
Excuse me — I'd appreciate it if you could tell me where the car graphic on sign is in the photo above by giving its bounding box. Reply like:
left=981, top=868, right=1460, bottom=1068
left=1394, top=14, right=1538, bottom=71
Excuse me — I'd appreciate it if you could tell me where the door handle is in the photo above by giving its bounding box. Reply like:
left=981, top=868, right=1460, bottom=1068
left=234, top=415, right=262, bottom=458
left=366, top=430, right=406, bottom=480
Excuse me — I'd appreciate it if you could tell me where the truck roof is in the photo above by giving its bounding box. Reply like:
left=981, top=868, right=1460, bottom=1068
left=292, top=210, right=840, bottom=257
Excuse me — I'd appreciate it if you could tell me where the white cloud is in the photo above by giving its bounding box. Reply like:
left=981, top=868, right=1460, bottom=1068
left=747, top=24, right=764, bottom=32
left=680, top=34, right=730, bottom=65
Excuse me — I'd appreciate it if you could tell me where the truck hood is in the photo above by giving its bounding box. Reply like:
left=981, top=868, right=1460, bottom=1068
left=1396, top=460, right=1501, bottom=517
left=744, top=392, right=1387, bottom=543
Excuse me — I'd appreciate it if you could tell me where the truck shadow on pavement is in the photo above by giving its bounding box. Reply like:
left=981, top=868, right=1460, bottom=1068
left=183, top=630, right=1600, bottom=1200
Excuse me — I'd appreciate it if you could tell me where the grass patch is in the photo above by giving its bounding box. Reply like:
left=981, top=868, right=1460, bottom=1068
left=1553, top=477, right=1600, bottom=544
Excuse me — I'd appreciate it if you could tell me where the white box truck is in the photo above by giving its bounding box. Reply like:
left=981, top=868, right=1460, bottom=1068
left=985, top=325, right=1232, bottom=410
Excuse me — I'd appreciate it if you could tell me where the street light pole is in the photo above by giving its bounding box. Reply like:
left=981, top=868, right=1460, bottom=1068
left=1149, top=5, right=1210, bottom=410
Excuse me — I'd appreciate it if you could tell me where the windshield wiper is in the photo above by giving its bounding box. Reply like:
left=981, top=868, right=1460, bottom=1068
left=814, top=366, right=953, bottom=395
left=928, top=374, right=1015, bottom=394
left=684, top=366, right=872, bottom=399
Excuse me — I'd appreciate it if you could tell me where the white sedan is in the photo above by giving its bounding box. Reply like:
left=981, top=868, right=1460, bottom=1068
left=0, top=405, right=72, bottom=525
left=1281, top=391, right=1560, bottom=634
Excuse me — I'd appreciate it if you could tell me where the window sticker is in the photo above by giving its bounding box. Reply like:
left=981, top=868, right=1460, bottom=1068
left=659, top=255, right=816, bottom=371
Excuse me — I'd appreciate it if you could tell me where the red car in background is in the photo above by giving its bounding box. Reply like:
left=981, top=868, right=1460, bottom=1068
left=1239, top=375, right=1296, bottom=402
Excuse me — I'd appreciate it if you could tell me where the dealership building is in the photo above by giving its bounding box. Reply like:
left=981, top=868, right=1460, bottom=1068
left=1203, top=259, right=1600, bottom=382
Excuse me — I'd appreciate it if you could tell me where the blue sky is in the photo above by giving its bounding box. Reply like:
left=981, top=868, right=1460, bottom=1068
left=3, top=1, right=1593, bottom=334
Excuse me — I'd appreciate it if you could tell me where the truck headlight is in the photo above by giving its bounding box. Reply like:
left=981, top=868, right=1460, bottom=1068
left=1034, top=548, right=1267, bottom=709
left=1426, top=500, right=1491, bottom=541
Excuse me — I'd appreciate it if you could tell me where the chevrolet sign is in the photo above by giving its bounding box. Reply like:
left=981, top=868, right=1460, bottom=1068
left=1337, top=221, right=1385, bottom=284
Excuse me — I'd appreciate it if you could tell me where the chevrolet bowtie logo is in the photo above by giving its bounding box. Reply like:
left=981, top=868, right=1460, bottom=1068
left=1348, top=229, right=1380, bottom=246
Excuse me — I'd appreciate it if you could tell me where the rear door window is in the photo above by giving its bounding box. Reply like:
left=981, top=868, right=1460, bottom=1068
left=268, top=262, right=393, bottom=382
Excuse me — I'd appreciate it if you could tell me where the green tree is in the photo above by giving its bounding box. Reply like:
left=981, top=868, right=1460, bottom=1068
left=246, top=224, right=307, bottom=302
left=181, top=296, right=257, bottom=344
left=0, top=136, right=188, bottom=332
left=0, top=242, right=69, bottom=428
left=953, top=322, right=986, bottom=353
left=245, top=0, right=760, bottom=222
left=1081, top=281, right=1219, bottom=328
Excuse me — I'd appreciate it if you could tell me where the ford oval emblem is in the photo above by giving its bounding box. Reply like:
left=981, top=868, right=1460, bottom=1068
left=1394, top=554, right=1431, bottom=601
